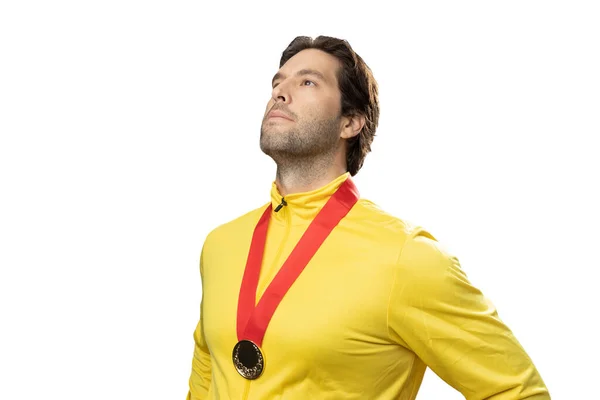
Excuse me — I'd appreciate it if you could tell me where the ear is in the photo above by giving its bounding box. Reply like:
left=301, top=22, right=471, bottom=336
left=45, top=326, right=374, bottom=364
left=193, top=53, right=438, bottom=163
left=340, top=113, right=366, bottom=139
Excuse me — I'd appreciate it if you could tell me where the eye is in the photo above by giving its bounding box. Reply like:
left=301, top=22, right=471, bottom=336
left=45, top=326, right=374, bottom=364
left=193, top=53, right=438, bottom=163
left=302, top=80, right=316, bottom=87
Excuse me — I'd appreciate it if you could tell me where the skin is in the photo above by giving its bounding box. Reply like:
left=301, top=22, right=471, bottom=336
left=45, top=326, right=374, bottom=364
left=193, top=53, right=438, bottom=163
left=260, top=48, right=366, bottom=197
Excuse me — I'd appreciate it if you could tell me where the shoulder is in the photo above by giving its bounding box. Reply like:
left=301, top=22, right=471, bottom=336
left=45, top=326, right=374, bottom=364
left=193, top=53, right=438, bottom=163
left=399, top=229, right=459, bottom=279
left=350, top=197, right=437, bottom=248
left=353, top=197, right=463, bottom=285
left=394, top=225, right=472, bottom=307
left=202, top=202, right=270, bottom=253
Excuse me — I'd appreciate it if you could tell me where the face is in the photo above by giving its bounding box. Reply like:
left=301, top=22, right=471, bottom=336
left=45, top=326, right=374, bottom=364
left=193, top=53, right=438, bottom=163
left=260, top=49, right=344, bottom=162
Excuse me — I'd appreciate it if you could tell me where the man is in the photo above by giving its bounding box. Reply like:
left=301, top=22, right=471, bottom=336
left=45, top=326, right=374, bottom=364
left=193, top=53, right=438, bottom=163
left=186, top=35, right=550, bottom=399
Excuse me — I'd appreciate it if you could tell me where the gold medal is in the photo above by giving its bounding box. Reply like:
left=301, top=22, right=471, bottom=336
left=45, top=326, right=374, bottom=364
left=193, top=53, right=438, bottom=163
left=232, top=340, right=264, bottom=380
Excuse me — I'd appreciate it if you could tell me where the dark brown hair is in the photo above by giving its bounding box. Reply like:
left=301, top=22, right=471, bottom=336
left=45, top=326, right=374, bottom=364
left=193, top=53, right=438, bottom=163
left=279, top=36, right=380, bottom=176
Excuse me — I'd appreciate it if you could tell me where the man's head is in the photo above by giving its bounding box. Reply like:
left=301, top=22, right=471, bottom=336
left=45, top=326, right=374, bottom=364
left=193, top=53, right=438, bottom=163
left=260, top=36, right=379, bottom=176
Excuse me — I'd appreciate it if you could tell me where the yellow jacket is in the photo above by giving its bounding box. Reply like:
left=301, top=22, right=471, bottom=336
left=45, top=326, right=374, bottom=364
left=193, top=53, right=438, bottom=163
left=187, top=172, right=550, bottom=399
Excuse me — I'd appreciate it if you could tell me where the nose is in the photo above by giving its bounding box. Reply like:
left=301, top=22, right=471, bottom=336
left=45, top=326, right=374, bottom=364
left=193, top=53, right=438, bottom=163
left=271, top=80, right=290, bottom=104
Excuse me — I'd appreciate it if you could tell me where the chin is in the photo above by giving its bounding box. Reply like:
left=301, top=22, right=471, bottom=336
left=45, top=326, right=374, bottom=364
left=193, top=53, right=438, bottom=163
left=261, top=125, right=288, bottom=138
left=260, top=136, right=288, bottom=154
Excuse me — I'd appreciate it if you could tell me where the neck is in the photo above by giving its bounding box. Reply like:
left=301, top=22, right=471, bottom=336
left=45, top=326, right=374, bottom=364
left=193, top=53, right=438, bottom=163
left=274, top=155, right=347, bottom=197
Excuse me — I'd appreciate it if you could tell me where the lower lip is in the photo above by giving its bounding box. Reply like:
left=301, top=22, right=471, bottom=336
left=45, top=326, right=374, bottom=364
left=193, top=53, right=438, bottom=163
left=268, top=115, right=292, bottom=121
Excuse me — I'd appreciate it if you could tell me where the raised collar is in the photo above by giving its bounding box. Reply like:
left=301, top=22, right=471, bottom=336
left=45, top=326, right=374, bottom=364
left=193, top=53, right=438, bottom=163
left=269, top=172, right=351, bottom=225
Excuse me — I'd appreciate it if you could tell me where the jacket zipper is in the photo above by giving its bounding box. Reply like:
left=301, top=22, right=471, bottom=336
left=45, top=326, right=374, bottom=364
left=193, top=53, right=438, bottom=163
left=242, top=198, right=289, bottom=400
left=274, top=197, right=287, bottom=212
left=271, top=198, right=291, bottom=274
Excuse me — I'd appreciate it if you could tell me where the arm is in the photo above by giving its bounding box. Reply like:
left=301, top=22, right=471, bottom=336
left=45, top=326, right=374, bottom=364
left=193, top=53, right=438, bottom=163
left=186, top=249, right=212, bottom=400
left=388, top=229, right=550, bottom=399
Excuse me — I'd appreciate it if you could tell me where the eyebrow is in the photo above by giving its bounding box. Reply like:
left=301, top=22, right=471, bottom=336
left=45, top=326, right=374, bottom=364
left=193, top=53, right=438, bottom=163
left=271, top=69, right=328, bottom=86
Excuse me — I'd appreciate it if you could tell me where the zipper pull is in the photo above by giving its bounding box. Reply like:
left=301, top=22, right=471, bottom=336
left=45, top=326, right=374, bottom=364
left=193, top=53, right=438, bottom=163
left=274, top=197, right=287, bottom=212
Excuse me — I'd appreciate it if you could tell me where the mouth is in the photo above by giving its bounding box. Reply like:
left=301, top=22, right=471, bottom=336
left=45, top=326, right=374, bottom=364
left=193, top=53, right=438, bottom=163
left=267, top=110, right=294, bottom=121
left=268, top=116, right=292, bottom=121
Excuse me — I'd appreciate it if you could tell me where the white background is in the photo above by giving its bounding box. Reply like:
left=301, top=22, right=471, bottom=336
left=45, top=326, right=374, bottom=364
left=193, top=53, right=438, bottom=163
left=1, top=1, right=598, bottom=399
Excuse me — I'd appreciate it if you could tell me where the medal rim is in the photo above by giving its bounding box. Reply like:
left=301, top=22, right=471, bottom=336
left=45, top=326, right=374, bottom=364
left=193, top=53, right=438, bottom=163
left=232, top=339, right=264, bottom=380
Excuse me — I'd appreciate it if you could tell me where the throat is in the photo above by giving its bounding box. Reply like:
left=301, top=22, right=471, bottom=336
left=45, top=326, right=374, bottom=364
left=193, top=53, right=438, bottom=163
left=275, top=159, right=346, bottom=197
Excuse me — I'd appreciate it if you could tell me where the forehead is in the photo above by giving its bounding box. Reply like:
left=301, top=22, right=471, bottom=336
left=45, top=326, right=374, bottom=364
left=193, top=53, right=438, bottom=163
left=278, top=48, right=341, bottom=84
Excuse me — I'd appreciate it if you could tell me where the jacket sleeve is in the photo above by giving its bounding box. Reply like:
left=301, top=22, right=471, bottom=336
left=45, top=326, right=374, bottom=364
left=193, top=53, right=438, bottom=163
left=187, top=248, right=212, bottom=400
left=388, top=229, right=550, bottom=399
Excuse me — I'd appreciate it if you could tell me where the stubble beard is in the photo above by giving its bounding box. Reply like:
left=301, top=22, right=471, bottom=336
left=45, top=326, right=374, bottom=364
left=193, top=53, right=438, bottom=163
left=259, top=115, right=341, bottom=167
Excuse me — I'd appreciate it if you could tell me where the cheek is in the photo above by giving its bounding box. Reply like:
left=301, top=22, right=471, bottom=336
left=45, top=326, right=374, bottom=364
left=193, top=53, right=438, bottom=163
left=323, top=92, right=342, bottom=115
left=303, top=95, right=339, bottom=119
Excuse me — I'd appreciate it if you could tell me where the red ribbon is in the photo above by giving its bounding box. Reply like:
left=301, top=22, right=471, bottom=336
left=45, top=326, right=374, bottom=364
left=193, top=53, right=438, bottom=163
left=236, top=178, right=359, bottom=346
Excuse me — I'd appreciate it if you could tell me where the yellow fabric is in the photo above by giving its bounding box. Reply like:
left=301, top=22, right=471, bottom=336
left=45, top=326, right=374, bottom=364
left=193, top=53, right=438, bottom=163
left=187, top=172, right=550, bottom=399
